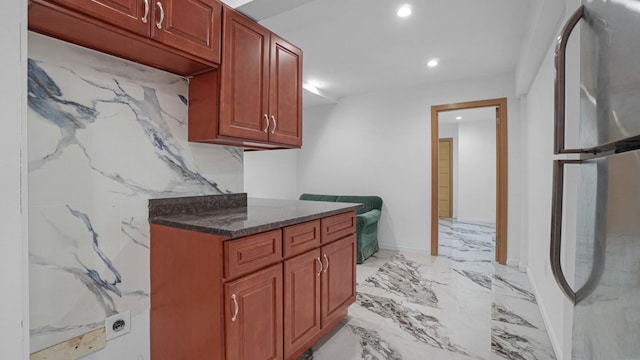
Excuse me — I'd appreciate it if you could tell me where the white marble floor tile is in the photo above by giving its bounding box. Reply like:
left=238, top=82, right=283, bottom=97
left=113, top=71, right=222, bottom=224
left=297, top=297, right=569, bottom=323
left=356, top=249, right=399, bottom=286
left=492, top=293, right=546, bottom=331
left=299, top=220, right=556, bottom=360
left=491, top=321, right=556, bottom=360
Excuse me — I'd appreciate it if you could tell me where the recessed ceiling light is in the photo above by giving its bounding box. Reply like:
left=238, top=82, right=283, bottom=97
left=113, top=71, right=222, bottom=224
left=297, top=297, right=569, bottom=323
left=397, top=4, right=412, bottom=17
left=456, top=116, right=462, bottom=120
left=427, top=59, right=439, bottom=68
left=309, top=80, right=323, bottom=88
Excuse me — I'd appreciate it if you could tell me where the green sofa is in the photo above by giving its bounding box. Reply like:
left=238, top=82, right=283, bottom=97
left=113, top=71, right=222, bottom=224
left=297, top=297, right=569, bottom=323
left=299, top=193, right=383, bottom=264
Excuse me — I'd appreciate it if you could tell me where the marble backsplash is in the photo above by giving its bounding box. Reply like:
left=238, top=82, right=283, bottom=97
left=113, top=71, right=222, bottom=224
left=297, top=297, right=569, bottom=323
left=27, top=32, right=243, bottom=352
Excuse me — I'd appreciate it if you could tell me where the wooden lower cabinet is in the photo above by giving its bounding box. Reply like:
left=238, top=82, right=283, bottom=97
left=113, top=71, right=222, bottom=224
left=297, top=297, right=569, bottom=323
left=225, top=264, right=283, bottom=360
left=151, top=210, right=356, bottom=360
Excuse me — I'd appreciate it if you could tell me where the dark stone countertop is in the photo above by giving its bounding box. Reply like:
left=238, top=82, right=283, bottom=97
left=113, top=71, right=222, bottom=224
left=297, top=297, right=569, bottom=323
left=149, top=195, right=361, bottom=239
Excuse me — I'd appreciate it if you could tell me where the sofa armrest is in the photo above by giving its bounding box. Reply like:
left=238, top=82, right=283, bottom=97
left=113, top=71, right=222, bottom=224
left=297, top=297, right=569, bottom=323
left=356, top=209, right=381, bottom=228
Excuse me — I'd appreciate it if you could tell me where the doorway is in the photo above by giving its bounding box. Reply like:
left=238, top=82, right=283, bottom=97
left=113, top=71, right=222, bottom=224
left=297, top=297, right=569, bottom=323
left=430, top=98, right=508, bottom=265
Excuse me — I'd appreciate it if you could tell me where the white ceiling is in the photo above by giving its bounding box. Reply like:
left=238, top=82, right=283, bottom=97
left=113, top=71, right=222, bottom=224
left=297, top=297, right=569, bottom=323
left=234, top=0, right=531, bottom=106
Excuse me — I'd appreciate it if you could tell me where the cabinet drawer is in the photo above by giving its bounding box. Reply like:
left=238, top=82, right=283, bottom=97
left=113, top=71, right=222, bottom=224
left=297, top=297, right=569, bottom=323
left=283, top=220, right=321, bottom=258
left=224, top=229, right=282, bottom=280
left=321, top=211, right=356, bottom=244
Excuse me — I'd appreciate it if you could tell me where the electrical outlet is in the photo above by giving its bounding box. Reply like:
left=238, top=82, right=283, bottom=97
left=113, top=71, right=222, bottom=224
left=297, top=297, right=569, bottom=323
left=105, top=311, right=131, bottom=341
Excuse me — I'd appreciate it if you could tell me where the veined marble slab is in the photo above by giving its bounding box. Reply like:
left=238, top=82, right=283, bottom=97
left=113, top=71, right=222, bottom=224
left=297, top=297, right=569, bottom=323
left=27, top=33, right=243, bottom=352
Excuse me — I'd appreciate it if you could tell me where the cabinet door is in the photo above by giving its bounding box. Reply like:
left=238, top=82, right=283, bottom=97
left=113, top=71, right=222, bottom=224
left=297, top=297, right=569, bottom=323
left=268, top=34, right=303, bottom=146
left=219, top=9, right=270, bottom=142
left=48, top=0, right=149, bottom=36
left=284, top=249, right=321, bottom=359
left=150, top=0, right=222, bottom=62
left=225, top=264, right=283, bottom=360
left=321, top=234, right=357, bottom=327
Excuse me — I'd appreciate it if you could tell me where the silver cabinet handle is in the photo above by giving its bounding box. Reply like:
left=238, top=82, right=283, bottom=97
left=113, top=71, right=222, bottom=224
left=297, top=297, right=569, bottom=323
left=141, top=0, right=149, bottom=23
left=270, top=115, right=277, bottom=134
left=156, top=2, right=165, bottom=30
left=322, top=254, right=329, bottom=273
left=316, top=257, right=322, bottom=276
left=550, top=159, right=605, bottom=304
left=263, top=114, right=269, bottom=133
left=231, top=293, right=238, bottom=322
left=554, top=5, right=584, bottom=154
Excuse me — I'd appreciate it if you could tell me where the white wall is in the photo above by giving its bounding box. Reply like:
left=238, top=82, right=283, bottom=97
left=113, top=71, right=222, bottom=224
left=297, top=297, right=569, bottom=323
left=458, top=119, right=496, bottom=222
left=522, top=45, right=575, bottom=360
left=244, top=149, right=299, bottom=199
left=297, top=74, right=522, bottom=257
left=519, top=0, right=582, bottom=358
left=515, top=0, right=566, bottom=96
left=0, top=0, right=28, bottom=358
left=518, top=98, right=530, bottom=271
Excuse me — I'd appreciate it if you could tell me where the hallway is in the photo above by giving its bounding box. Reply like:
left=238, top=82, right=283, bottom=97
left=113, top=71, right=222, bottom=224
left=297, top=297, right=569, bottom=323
left=300, top=220, right=556, bottom=360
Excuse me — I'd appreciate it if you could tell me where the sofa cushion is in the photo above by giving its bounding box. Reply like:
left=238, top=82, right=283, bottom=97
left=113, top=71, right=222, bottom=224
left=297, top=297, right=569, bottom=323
left=336, top=195, right=383, bottom=215
left=299, top=193, right=339, bottom=202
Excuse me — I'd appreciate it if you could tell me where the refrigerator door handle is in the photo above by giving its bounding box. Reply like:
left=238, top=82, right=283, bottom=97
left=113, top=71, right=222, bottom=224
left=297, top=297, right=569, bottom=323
left=550, top=160, right=578, bottom=303
left=550, top=159, right=605, bottom=304
left=554, top=5, right=585, bottom=155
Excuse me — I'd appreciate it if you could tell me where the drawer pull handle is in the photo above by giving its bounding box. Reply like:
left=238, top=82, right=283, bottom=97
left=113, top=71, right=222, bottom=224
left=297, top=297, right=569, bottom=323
left=270, top=115, right=277, bottom=134
left=323, top=254, right=329, bottom=273
left=263, top=114, right=269, bottom=133
left=156, top=2, right=165, bottom=30
left=231, top=294, right=238, bottom=322
left=141, top=0, right=149, bottom=23
left=315, top=257, right=322, bottom=276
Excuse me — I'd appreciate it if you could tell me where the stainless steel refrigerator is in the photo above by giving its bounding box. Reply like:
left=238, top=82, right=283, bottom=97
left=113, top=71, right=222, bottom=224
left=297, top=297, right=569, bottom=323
left=551, top=1, right=640, bottom=359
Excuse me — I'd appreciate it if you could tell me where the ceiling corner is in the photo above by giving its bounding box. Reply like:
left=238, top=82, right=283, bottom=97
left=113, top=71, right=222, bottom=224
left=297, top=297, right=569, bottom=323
left=221, top=0, right=255, bottom=9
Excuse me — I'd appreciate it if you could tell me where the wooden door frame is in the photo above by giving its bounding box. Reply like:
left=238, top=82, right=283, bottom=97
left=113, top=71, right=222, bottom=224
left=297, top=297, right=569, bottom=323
left=430, top=98, right=508, bottom=265
left=438, top=138, right=454, bottom=218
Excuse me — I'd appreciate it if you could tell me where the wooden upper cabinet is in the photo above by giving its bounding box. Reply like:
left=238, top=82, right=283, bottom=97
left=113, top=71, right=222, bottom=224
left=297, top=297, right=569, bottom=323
left=189, top=6, right=302, bottom=149
left=268, top=34, right=303, bottom=147
left=46, top=0, right=149, bottom=36
left=219, top=8, right=271, bottom=142
left=151, top=0, right=222, bottom=63
left=28, top=0, right=221, bottom=75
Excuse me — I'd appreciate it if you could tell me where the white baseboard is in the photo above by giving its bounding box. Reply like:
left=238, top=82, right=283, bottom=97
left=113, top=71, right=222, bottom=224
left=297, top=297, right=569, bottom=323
left=518, top=263, right=527, bottom=272
left=506, top=258, right=520, bottom=267
left=526, top=267, right=563, bottom=360
left=455, top=217, right=496, bottom=225
left=378, top=243, right=430, bottom=256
